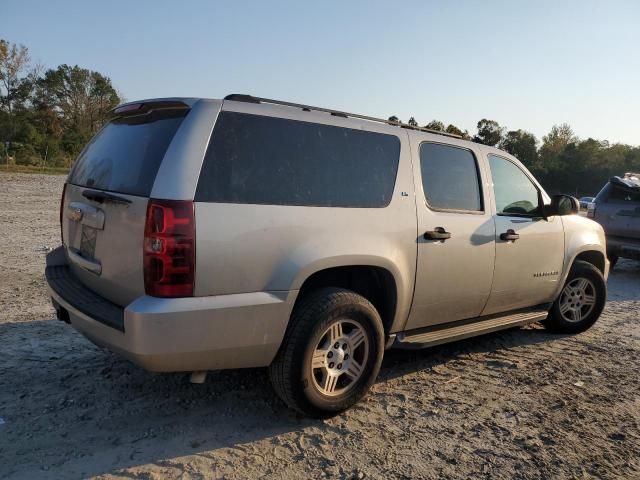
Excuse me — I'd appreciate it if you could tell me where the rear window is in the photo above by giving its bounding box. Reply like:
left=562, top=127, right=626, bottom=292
left=607, top=185, right=640, bottom=203
left=195, top=112, right=401, bottom=207
left=68, top=108, right=188, bottom=197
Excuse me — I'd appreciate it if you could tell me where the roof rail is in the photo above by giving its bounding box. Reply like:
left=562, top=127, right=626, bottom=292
left=223, top=94, right=462, bottom=139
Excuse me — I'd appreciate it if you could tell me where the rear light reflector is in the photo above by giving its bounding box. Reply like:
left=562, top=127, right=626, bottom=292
left=144, top=199, right=195, bottom=297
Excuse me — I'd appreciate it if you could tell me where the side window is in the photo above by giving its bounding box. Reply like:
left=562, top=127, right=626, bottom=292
left=195, top=112, right=401, bottom=207
left=488, top=154, right=540, bottom=216
left=419, top=143, right=482, bottom=211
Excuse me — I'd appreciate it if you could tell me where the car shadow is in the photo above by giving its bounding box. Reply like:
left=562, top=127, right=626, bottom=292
left=379, top=323, right=570, bottom=384
left=0, top=315, right=578, bottom=479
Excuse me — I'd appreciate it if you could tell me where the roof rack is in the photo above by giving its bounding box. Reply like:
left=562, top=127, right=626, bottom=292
left=224, top=94, right=462, bottom=139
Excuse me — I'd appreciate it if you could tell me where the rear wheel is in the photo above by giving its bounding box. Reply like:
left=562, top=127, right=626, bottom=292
left=545, top=260, right=606, bottom=333
left=269, top=288, right=384, bottom=418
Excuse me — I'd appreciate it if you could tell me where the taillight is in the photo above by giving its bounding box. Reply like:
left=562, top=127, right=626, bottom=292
left=60, top=183, right=67, bottom=243
left=587, top=202, right=596, bottom=218
left=144, top=199, right=195, bottom=297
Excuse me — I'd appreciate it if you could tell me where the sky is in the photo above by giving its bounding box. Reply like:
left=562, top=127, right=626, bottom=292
left=3, top=0, right=640, bottom=145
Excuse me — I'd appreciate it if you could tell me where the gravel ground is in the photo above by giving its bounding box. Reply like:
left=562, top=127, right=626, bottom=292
left=1, top=172, right=639, bottom=479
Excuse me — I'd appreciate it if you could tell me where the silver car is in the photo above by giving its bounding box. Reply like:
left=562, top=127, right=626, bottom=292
left=589, top=173, right=640, bottom=267
left=46, top=95, right=609, bottom=417
left=579, top=196, right=595, bottom=210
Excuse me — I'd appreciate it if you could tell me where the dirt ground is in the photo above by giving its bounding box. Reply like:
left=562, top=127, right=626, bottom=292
left=1, top=172, right=639, bottom=479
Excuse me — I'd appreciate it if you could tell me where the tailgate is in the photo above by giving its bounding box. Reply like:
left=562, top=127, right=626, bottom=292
left=597, top=181, right=640, bottom=240
left=614, top=204, right=640, bottom=239
left=62, top=185, right=149, bottom=306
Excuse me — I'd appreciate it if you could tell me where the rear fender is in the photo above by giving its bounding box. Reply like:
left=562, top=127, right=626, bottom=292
left=285, top=252, right=413, bottom=333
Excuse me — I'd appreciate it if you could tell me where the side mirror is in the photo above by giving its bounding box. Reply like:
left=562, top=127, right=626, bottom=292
left=546, top=194, right=579, bottom=216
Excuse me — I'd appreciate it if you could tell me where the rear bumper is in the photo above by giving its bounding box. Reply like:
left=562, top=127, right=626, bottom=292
left=607, top=235, right=640, bottom=260
left=46, top=247, right=296, bottom=372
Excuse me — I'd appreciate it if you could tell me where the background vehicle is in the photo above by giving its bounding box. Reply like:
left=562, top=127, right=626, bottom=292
left=589, top=173, right=640, bottom=268
left=579, top=196, right=595, bottom=209
left=46, top=95, right=609, bottom=417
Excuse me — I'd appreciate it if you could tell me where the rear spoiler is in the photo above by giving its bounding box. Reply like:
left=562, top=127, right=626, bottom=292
left=610, top=173, right=640, bottom=192
left=110, top=100, right=191, bottom=118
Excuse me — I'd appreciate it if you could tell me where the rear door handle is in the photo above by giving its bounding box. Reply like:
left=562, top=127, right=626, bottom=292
left=424, top=227, right=452, bottom=240
left=500, top=229, right=520, bottom=241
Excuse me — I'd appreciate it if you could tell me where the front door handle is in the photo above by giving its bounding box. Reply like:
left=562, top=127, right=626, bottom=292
left=500, top=229, right=520, bottom=241
left=424, top=227, right=452, bottom=241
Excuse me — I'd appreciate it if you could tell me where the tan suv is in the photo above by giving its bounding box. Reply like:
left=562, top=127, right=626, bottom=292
left=46, top=94, right=609, bottom=417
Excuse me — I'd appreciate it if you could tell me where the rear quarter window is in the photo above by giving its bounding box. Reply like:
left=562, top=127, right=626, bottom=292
left=68, top=108, right=188, bottom=197
left=195, top=112, right=401, bottom=207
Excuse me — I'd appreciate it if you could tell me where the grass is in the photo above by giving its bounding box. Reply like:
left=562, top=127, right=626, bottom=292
left=1, top=164, right=69, bottom=175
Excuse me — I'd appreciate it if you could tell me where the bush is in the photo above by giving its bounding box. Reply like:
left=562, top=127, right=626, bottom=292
left=13, top=144, right=42, bottom=166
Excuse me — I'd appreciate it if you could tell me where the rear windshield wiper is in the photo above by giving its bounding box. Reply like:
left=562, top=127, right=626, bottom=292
left=82, top=189, right=132, bottom=205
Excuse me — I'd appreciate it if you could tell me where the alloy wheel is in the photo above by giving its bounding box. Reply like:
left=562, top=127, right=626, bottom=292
left=559, top=277, right=597, bottom=323
left=310, top=319, right=369, bottom=396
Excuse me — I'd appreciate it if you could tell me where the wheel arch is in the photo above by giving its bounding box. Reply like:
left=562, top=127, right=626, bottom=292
left=574, top=250, right=606, bottom=274
left=292, top=262, right=402, bottom=335
left=554, top=245, right=608, bottom=299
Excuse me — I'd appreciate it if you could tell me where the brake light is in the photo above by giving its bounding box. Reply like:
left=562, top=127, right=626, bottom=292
left=144, top=199, right=195, bottom=297
left=587, top=202, right=596, bottom=218
left=60, top=183, right=67, bottom=243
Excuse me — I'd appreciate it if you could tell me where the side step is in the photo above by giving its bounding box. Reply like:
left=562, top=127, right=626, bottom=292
left=395, top=309, right=548, bottom=349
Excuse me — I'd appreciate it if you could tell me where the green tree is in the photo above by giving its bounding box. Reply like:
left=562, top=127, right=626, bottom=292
left=35, top=64, right=120, bottom=159
left=535, top=123, right=578, bottom=191
left=473, top=119, right=504, bottom=146
left=445, top=123, right=470, bottom=139
left=407, top=116, right=418, bottom=127
left=424, top=120, right=444, bottom=132
left=539, top=123, right=577, bottom=166
left=0, top=39, right=33, bottom=158
left=500, top=129, right=538, bottom=169
left=388, top=115, right=400, bottom=123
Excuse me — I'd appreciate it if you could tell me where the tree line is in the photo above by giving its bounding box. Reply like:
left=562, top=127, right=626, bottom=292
left=2, top=38, right=639, bottom=195
left=0, top=39, right=121, bottom=169
left=390, top=116, right=640, bottom=196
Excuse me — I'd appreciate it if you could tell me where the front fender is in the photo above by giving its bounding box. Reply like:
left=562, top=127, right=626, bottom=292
left=555, top=215, right=609, bottom=298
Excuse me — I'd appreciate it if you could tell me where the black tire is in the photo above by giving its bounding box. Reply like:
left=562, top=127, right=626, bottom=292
left=545, top=260, right=606, bottom=334
left=268, top=287, right=385, bottom=418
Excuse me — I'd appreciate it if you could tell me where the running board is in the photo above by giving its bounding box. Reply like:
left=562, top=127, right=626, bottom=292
left=394, top=309, right=548, bottom=349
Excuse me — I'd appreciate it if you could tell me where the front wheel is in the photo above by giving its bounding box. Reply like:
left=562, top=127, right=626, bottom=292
left=545, top=260, right=606, bottom=333
left=269, top=288, right=385, bottom=418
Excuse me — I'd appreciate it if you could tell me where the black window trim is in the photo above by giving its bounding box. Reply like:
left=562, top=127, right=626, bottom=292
left=418, top=141, right=486, bottom=215
left=488, top=153, right=545, bottom=219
